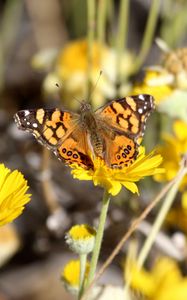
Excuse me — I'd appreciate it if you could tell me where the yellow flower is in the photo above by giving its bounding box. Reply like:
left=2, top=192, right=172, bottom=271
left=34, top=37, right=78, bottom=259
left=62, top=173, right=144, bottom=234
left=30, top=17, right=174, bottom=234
left=155, top=120, right=187, bottom=187
left=61, top=259, right=90, bottom=295
left=56, top=40, right=105, bottom=78
left=68, top=224, right=96, bottom=240
left=0, top=164, right=31, bottom=226
left=33, top=39, right=134, bottom=109
left=131, top=69, right=173, bottom=105
left=155, top=120, right=187, bottom=234
left=131, top=46, right=187, bottom=120
left=71, top=147, right=164, bottom=196
left=128, top=257, right=187, bottom=300
left=65, top=224, right=96, bottom=254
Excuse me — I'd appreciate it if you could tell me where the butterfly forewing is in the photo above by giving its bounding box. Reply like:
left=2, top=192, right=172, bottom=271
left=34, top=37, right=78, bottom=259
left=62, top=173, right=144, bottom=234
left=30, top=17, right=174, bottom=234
left=14, top=108, right=76, bottom=147
left=96, top=94, right=154, bottom=139
left=14, top=108, right=95, bottom=169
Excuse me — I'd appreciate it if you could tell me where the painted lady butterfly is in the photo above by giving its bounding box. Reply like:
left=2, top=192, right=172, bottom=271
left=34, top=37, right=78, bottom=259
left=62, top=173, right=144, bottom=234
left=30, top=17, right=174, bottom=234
left=14, top=94, right=154, bottom=169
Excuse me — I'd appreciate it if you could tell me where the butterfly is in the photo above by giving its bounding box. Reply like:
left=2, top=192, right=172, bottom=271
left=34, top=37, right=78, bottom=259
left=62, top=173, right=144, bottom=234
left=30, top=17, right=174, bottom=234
left=14, top=94, right=155, bottom=170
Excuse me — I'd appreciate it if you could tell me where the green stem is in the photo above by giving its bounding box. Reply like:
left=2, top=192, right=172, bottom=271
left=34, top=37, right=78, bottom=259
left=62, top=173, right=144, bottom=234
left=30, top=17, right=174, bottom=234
left=133, top=0, right=160, bottom=73
left=0, top=0, right=23, bottom=91
left=86, top=189, right=111, bottom=287
left=78, top=253, right=87, bottom=300
left=107, top=0, right=115, bottom=47
left=86, top=0, right=96, bottom=102
left=137, top=166, right=187, bottom=268
left=116, top=0, right=129, bottom=87
left=97, top=0, right=107, bottom=45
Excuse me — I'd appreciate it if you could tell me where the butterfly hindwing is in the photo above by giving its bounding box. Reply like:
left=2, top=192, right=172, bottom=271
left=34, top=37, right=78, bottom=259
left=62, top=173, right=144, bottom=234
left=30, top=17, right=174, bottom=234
left=103, top=134, right=138, bottom=168
left=56, top=128, right=94, bottom=169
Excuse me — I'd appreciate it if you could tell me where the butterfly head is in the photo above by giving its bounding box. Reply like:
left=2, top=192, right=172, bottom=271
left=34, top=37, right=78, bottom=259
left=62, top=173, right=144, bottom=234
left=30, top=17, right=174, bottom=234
left=80, top=101, right=92, bottom=113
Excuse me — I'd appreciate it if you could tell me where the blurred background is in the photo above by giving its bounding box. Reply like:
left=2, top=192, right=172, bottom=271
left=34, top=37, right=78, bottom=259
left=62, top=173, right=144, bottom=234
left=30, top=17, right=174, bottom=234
left=0, top=0, right=187, bottom=299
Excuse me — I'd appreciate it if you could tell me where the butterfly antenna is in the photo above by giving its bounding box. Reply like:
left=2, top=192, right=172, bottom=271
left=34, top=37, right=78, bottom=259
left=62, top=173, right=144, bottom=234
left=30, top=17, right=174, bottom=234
left=55, top=83, right=63, bottom=103
left=55, top=83, right=82, bottom=105
left=87, top=70, right=103, bottom=104
left=72, top=96, right=82, bottom=105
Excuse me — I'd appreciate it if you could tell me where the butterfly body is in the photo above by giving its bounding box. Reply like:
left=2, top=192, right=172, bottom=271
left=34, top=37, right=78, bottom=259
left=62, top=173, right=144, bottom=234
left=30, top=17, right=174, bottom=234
left=14, top=94, right=154, bottom=170
left=80, top=102, right=105, bottom=158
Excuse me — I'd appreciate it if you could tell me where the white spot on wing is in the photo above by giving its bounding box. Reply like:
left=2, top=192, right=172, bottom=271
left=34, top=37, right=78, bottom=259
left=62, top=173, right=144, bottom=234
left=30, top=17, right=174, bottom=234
left=38, top=140, right=43, bottom=145
left=138, top=108, right=143, bottom=114
left=139, top=95, right=145, bottom=101
left=24, top=110, right=30, bottom=116
left=33, top=123, right=38, bottom=128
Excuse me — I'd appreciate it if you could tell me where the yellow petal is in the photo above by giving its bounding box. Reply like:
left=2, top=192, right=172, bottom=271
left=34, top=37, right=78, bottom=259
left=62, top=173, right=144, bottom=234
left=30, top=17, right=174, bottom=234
left=173, top=120, right=187, bottom=141
left=0, top=164, right=31, bottom=227
left=182, top=191, right=187, bottom=210
left=0, top=165, right=10, bottom=193
left=129, top=263, right=155, bottom=297
left=155, top=280, right=187, bottom=300
left=121, top=182, right=139, bottom=194
left=107, top=181, right=122, bottom=196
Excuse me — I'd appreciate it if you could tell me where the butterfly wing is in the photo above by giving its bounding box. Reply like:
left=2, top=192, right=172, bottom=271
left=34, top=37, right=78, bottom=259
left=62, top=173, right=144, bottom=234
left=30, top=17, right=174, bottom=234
left=14, top=108, right=94, bottom=169
left=96, top=94, right=155, bottom=140
left=56, top=128, right=94, bottom=169
left=14, top=108, right=78, bottom=148
left=95, top=94, right=155, bottom=168
left=102, top=132, right=138, bottom=168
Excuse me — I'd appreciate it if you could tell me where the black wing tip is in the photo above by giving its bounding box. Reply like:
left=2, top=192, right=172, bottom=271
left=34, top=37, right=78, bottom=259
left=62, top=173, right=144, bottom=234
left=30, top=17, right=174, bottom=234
left=13, top=111, right=24, bottom=129
left=13, top=110, right=35, bottom=131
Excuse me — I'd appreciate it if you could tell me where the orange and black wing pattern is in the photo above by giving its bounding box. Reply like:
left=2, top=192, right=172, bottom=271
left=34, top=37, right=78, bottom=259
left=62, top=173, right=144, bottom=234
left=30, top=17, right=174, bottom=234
left=96, top=94, right=155, bottom=140
left=14, top=108, right=94, bottom=169
left=96, top=94, right=155, bottom=168
left=102, top=133, right=138, bottom=168
left=14, top=108, right=76, bottom=148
